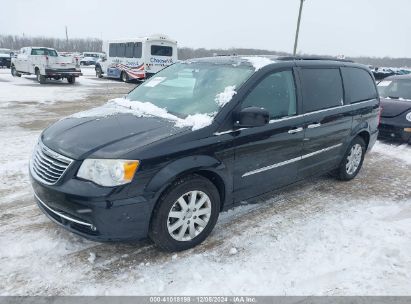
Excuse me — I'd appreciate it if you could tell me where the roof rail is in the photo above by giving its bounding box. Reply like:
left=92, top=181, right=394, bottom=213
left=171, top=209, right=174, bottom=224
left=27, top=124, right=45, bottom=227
left=277, top=56, right=353, bottom=63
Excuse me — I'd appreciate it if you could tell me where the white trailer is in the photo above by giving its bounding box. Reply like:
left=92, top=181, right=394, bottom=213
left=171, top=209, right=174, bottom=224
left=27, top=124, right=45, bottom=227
left=95, top=34, right=177, bottom=82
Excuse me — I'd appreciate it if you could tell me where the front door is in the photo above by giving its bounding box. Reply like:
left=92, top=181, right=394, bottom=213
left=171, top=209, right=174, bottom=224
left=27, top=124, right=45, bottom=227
left=233, top=69, right=305, bottom=201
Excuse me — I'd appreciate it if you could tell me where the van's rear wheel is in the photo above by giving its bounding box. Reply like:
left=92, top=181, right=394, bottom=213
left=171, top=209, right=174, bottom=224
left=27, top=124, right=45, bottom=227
left=36, top=70, right=46, bottom=84
left=336, top=137, right=366, bottom=181
left=121, top=71, right=129, bottom=82
left=149, top=175, right=220, bottom=252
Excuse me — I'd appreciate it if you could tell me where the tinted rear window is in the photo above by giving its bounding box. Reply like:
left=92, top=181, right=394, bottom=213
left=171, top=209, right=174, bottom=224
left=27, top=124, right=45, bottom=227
left=341, top=67, right=377, bottom=103
left=300, top=68, right=344, bottom=113
left=151, top=45, right=173, bottom=56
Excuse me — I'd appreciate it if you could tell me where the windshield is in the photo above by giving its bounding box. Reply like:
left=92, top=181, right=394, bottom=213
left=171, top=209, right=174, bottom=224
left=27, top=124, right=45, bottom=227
left=31, top=48, right=58, bottom=56
left=127, top=62, right=254, bottom=117
left=84, top=53, right=99, bottom=58
left=378, top=79, right=411, bottom=100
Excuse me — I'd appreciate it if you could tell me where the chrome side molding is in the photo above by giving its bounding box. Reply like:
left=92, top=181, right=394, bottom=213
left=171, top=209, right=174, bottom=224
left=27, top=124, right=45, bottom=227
left=242, top=143, right=343, bottom=177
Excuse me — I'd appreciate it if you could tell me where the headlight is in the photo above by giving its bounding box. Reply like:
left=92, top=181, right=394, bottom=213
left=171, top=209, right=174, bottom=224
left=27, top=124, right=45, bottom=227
left=406, top=112, right=411, bottom=122
left=77, top=159, right=139, bottom=187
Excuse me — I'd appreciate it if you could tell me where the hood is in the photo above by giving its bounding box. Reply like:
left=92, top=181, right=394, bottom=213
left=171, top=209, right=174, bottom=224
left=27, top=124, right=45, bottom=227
left=380, top=98, right=411, bottom=118
left=41, top=113, right=188, bottom=160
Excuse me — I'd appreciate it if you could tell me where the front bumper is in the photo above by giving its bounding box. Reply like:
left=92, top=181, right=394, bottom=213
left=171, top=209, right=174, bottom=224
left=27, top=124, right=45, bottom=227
left=378, top=122, right=411, bottom=143
left=45, top=68, right=82, bottom=77
left=31, top=176, right=153, bottom=242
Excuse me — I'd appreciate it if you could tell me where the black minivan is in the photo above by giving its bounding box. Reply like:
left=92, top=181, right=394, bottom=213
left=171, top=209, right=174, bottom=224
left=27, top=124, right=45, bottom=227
left=30, top=56, right=380, bottom=251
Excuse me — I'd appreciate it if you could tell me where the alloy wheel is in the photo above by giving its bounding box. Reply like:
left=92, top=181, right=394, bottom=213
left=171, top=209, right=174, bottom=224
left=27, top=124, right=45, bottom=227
left=346, top=143, right=362, bottom=175
left=167, top=190, right=212, bottom=241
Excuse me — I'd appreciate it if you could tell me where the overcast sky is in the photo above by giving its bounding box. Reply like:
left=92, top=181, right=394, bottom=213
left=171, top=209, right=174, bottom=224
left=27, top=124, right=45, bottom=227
left=1, top=0, right=410, bottom=58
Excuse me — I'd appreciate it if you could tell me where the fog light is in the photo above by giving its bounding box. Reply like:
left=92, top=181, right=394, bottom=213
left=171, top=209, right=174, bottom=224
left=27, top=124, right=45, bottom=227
left=404, top=128, right=411, bottom=133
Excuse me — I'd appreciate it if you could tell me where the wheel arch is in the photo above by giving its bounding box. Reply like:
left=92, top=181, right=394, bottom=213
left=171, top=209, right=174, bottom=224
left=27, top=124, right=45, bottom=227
left=351, top=121, right=371, bottom=150
left=357, top=130, right=370, bottom=150
left=146, top=155, right=229, bottom=213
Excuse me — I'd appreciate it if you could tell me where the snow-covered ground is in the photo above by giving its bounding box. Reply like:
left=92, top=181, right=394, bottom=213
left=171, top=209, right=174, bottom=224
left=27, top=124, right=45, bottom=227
left=0, top=67, right=410, bottom=295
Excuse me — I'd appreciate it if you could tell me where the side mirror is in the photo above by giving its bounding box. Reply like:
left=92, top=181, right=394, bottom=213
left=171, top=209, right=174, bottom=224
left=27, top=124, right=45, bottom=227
left=235, top=107, right=270, bottom=128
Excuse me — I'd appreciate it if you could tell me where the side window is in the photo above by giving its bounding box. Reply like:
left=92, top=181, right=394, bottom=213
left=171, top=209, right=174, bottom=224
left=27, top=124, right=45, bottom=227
left=134, top=42, right=142, bottom=58
left=300, top=68, right=344, bottom=113
left=109, top=43, right=117, bottom=57
left=241, top=70, right=297, bottom=119
left=117, top=43, right=126, bottom=58
left=341, top=67, right=378, bottom=103
left=151, top=45, right=173, bottom=56
left=125, top=42, right=134, bottom=58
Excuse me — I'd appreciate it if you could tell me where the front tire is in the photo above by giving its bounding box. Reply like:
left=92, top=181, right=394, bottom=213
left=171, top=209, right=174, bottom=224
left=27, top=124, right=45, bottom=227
left=95, top=66, right=103, bottom=78
left=121, top=71, right=129, bottom=83
left=149, top=175, right=221, bottom=252
left=336, top=137, right=366, bottom=181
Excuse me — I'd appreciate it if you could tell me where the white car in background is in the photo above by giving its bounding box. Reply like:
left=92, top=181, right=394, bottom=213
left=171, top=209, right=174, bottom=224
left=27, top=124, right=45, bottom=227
left=80, top=52, right=104, bottom=66
left=11, top=47, right=82, bottom=84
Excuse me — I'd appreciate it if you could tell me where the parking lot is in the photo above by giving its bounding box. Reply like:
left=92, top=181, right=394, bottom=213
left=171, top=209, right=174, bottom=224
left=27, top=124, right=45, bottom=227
left=1, top=67, right=410, bottom=295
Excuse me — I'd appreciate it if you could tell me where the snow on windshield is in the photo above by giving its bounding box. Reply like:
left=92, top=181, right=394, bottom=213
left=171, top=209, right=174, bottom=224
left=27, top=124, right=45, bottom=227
left=242, top=56, right=273, bottom=70
left=215, top=85, right=237, bottom=107
left=70, top=98, right=213, bottom=131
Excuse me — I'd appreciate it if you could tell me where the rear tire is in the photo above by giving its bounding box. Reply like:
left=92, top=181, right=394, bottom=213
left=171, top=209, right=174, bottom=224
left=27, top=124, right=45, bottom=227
left=336, top=137, right=366, bottom=181
left=11, top=65, right=21, bottom=77
left=149, top=175, right=220, bottom=252
left=67, top=76, right=76, bottom=84
left=36, top=69, right=46, bottom=84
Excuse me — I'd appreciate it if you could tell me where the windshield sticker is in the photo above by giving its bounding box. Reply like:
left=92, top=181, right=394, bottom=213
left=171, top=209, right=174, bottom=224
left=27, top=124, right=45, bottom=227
left=378, top=80, right=392, bottom=87
left=144, top=77, right=166, bottom=87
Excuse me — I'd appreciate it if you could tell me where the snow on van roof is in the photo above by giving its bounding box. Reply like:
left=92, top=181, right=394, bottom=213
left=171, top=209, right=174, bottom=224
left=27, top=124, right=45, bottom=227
left=105, top=34, right=177, bottom=44
left=185, top=55, right=276, bottom=70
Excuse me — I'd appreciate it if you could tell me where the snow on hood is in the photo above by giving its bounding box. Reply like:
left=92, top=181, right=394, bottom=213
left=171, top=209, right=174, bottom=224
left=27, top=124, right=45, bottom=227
left=70, top=98, right=213, bottom=131
left=242, top=56, right=273, bottom=70
left=215, top=85, right=237, bottom=107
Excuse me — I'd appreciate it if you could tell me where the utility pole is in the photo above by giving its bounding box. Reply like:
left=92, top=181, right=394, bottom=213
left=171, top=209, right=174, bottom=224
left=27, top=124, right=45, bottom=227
left=65, top=26, right=69, bottom=43
left=293, top=0, right=305, bottom=56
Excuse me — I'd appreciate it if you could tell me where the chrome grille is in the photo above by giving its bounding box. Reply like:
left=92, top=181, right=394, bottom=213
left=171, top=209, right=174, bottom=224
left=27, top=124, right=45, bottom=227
left=30, top=142, right=73, bottom=185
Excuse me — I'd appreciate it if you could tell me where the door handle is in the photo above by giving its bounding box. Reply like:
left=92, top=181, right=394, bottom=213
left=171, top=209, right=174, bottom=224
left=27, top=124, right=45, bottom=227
left=288, top=127, right=304, bottom=134
left=307, top=123, right=321, bottom=129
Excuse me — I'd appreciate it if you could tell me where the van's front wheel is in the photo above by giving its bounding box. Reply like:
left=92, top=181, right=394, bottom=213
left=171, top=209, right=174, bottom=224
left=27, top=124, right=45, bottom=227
left=149, top=175, right=220, bottom=252
left=336, top=137, right=366, bottom=181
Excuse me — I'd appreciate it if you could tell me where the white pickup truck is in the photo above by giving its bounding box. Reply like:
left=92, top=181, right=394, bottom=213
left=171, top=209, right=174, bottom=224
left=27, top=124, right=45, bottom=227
left=11, top=47, right=82, bottom=84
